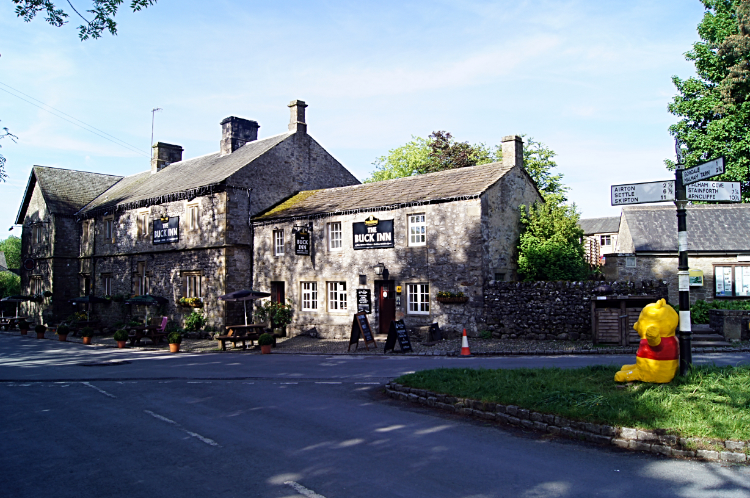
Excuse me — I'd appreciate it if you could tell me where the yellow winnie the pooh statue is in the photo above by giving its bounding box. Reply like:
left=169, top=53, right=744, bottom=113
left=614, top=298, right=679, bottom=384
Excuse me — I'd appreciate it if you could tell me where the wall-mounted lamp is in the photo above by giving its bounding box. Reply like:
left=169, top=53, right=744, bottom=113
left=373, top=262, right=385, bottom=276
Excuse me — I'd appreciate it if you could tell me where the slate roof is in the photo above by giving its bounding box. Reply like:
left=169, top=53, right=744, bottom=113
left=579, top=216, right=620, bottom=235
left=254, top=161, right=518, bottom=221
left=622, top=204, right=750, bottom=252
left=16, top=166, right=123, bottom=223
left=79, top=132, right=293, bottom=215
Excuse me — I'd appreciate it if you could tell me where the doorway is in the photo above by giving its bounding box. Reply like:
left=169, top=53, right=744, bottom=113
left=270, top=281, right=285, bottom=303
left=375, top=280, right=395, bottom=334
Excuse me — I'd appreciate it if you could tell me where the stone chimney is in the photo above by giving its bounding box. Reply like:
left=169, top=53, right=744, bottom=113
left=501, top=135, right=524, bottom=169
left=288, top=99, right=308, bottom=134
left=220, top=116, right=260, bottom=156
left=151, top=142, right=184, bottom=174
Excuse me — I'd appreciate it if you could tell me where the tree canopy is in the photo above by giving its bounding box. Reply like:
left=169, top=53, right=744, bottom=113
left=0, top=236, right=21, bottom=270
left=12, top=0, right=157, bottom=40
left=668, top=0, right=750, bottom=201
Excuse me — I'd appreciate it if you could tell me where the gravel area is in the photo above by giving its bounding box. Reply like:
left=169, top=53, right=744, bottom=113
left=4, top=329, right=749, bottom=356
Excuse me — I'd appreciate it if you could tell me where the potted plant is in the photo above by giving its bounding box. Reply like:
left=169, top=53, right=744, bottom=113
left=113, top=329, right=128, bottom=348
left=18, top=319, right=29, bottom=336
left=168, top=332, right=182, bottom=353
left=56, top=324, right=70, bottom=341
left=80, top=326, right=94, bottom=345
left=35, top=324, right=47, bottom=340
left=254, top=299, right=293, bottom=338
left=258, top=333, right=274, bottom=354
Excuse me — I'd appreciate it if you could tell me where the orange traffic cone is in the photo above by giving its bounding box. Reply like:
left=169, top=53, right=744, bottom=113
left=460, top=329, right=471, bottom=356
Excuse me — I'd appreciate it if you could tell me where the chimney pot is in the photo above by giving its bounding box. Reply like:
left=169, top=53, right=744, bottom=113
left=288, top=99, right=308, bottom=134
left=220, top=116, right=260, bottom=156
left=151, top=142, right=184, bottom=174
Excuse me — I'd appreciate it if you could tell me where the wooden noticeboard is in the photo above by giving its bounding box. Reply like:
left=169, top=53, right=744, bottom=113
left=384, top=319, right=412, bottom=353
left=348, top=311, right=376, bottom=351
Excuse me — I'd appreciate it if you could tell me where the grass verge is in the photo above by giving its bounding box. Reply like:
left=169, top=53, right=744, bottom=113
left=395, top=364, right=750, bottom=441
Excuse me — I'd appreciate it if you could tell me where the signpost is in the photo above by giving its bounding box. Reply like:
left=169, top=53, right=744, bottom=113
left=610, top=149, right=740, bottom=376
left=681, top=157, right=724, bottom=186
left=611, top=181, right=674, bottom=205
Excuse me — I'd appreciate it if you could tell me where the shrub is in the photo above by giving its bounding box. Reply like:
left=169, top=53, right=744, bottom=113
left=254, top=299, right=294, bottom=329
left=184, top=310, right=206, bottom=331
left=34, top=324, right=46, bottom=334
left=437, top=291, right=465, bottom=298
left=167, top=332, right=182, bottom=344
left=80, top=327, right=94, bottom=337
left=57, top=324, right=70, bottom=336
left=258, top=333, right=275, bottom=346
left=113, top=330, right=128, bottom=342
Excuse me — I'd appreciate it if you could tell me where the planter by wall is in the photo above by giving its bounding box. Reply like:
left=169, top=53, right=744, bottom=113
left=437, top=297, right=469, bottom=304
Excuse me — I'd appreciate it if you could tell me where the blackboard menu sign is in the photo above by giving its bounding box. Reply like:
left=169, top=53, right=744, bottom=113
left=356, top=289, right=372, bottom=314
left=384, top=320, right=412, bottom=353
left=295, top=230, right=310, bottom=256
left=352, top=217, right=394, bottom=250
left=153, top=217, right=179, bottom=244
left=348, top=311, right=377, bottom=351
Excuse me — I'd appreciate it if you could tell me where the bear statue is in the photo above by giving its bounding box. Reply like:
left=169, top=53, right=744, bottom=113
left=614, top=298, right=679, bottom=384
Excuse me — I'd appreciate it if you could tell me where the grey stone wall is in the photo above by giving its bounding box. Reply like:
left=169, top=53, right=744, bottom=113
left=603, top=253, right=736, bottom=304
left=709, top=309, right=750, bottom=341
left=482, top=280, right=669, bottom=340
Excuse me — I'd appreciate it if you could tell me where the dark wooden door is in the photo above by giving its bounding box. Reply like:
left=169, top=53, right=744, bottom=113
left=376, top=280, right=395, bottom=334
left=270, top=281, right=285, bottom=303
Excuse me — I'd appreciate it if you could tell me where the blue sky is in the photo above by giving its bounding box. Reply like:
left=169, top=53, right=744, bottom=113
left=0, top=0, right=706, bottom=236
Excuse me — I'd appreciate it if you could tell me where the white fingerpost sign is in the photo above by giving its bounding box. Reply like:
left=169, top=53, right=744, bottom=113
left=611, top=180, right=675, bottom=206
left=681, top=157, right=725, bottom=185
left=686, top=181, right=741, bottom=202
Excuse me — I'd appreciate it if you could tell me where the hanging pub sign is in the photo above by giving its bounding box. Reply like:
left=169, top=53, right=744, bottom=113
left=295, top=228, right=311, bottom=256
left=352, top=215, right=394, bottom=250
left=153, top=217, right=179, bottom=244
left=356, top=289, right=372, bottom=314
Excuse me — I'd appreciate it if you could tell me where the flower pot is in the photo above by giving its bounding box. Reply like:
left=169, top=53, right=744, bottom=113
left=20, top=329, right=28, bottom=336
left=169, top=343, right=180, bottom=353
left=82, top=337, right=92, bottom=345
left=58, top=334, right=67, bottom=342
left=116, top=341, right=127, bottom=348
left=36, top=332, right=45, bottom=339
left=261, top=344, right=272, bottom=354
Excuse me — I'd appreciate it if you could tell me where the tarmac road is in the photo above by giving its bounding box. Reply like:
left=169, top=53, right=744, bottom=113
left=1, top=334, right=749, bottom=498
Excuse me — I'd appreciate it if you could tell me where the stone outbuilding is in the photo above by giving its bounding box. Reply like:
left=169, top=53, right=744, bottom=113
left=15, top=100, right=360, bottom=327
left=603, top=204, right=750, bottom=304
left=252, top=136, right=542, bottom=338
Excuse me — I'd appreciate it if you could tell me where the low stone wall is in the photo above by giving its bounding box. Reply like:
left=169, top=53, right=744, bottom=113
left=710, top=309, right=750, bottom=342
left=481, top=280, right=669, bottom=341
left=385, top=382, right=749, bottom=463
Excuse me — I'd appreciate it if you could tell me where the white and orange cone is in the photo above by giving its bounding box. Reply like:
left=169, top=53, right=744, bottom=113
left=460, top=328, right=471, bottom=356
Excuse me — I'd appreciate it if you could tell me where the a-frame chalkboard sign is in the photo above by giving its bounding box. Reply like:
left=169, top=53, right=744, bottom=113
left=348, top=311, right=377, bottom=351
left=384, top=320, right=412, bottom=353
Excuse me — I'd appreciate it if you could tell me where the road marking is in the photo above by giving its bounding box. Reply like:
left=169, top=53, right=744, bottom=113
left=315, top=382, right=341, bottom=384
left=81, top=382, right=116, bottom=398
left=144, top=410, right=220, bottom=447
left=280, top=382, right=298, bottom=385
left=284, top=481, right=327, bottom=498
left=354, top=382, right=380, bottom=385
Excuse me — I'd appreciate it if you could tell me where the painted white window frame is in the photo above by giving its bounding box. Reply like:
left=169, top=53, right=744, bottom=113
left=328, top=222, right=342, bottom=251
left=188, top=204, right=199, bottom=231
left=407, top=283, right=430, bottom=314
left=103, top=274, right=113, bottom=296
left=274, top=230, right=285, bottom=256
left=408, top=213, right=426, bottom=246
left=184, top=272, right=202, bottom=298
left=301, top=282, right=318, bottom=311
left=137, top=212, right=149, bottom=239
left=327, top=281, right=347, bottom=311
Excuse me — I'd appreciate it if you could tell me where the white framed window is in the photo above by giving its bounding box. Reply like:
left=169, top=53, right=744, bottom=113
left=626, top=256, right=636, bottom=268
left=82, top=221, right=90, bottom=245
left=328, top=222, right=342, bottom=251
left=137, top=212, right=149, bottom=239
left=32, top=277, right=43, bottom=296
left=737, top=266, right=750, bottom=297
left=408, top=214, right=426, bottom=246
left=301, top=282, right=318, bottom=311
left=188, top=204, right=199, bottom=230
left=274, top=230, right=284, bottom=256
left=136, top=261, right=149, bottom=295
left=600, top=235, right=611, bottom=246
left=104, top=217, right=114, bottom=241
left=102, top=275, right=113, bottom=296
left=33, top=225, right=43, bottom=246
left=407, top=283, right=430, bottom=314
left=327, top=281, right=347, bottom=311
left=184, top=272, right=202, bottom=298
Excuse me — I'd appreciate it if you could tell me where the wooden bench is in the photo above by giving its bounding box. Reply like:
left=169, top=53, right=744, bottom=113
left=129, top=317, right=168, bottom=346
left=216, top=324, right=268, bottom=351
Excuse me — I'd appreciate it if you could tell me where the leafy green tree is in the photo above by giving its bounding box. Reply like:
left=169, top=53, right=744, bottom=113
left=0, top=236, right=21, bottom=269
left=366, top=136, right=432, bottom=182
left=523, top=138, right=567, bottom=204
left=668, top=0, right=750, bottom=201
left=12, top=0, right=157, bottom=40
left=0, top=272, right=21, bottom=299
left=517, top=202, right=588, bottom=281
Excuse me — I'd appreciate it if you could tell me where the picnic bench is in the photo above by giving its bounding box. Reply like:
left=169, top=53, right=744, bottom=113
left=216, top=323, right=268, bottom=351
left=128, top=317, right=168, bottom=346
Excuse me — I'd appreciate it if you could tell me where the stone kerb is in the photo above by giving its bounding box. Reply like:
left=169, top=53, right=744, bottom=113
left=481, top=280, right=668, bottom=341
left=384, top=382, right=749, bottom=463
